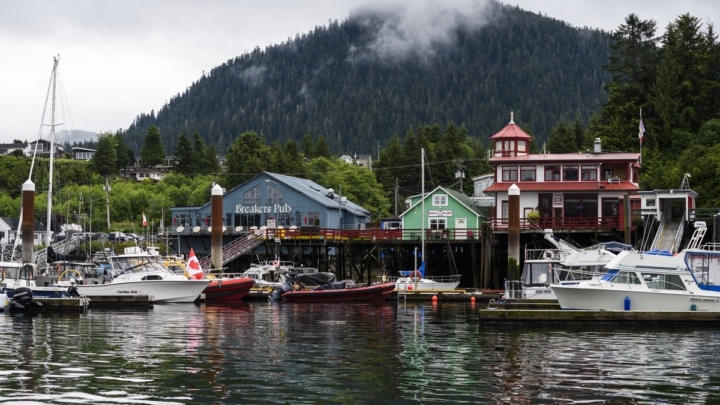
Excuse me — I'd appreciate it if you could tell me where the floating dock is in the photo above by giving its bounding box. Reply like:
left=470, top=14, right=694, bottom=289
left=478, top=308, right=720, bottom=324
left=4, top=296, right=91, bottom=314
left=86, top=295, right=154, bottom=309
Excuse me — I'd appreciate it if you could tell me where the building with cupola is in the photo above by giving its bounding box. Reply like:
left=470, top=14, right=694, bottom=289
left=482, top=113, right=641, bottom=234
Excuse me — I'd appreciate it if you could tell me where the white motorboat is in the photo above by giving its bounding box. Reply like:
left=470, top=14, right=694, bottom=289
left=0, top=261, right=75, bottom=299
left=73, top=247, right=209, bottom=303
left=244, top=260, right=320, bottom=288
left=504, top=230, right=631, bottom=300
left=392, top=262, right=461, bottom=292
left=551, top=246, right=720, bottom=312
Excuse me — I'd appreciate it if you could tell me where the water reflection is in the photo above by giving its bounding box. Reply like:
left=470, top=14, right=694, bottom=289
left=2, top=303, right=720, bottom=403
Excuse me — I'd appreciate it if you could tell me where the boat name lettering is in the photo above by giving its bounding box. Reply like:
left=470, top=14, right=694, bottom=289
left=235, top=204, right=293, bottom=214
left=116, top=290, right=139, bottom=294
left=690, top=297, right=718, bottom=302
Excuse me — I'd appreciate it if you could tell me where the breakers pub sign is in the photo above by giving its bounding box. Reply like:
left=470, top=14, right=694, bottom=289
left=235, top=203, right=293, bottom=214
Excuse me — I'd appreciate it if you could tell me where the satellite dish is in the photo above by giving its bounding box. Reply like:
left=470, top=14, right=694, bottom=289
left=207, top=227, right=212, bottom=232
left=176, top=226, right=185, bottom=232
left=222, top=226, right=227, bottom=232
left=235, top=226, right=243, bottom=232
left=192, top=226, right=200, bottom=233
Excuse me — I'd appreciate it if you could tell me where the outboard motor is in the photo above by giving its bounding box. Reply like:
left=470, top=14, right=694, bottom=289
left=67, top=285, right=80, bottom=298
left=10, top=287, right=41, bottom=311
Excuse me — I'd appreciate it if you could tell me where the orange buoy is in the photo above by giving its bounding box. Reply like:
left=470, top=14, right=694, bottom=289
left=432, top=295, right=438, bottom=302
left=470, top=296, right=476, bottom=303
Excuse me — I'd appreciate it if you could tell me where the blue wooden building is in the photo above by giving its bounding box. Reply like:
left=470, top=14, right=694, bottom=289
left=169, top=172, right=371, bottom=237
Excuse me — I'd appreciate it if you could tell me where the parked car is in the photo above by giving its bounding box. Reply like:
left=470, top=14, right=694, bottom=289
left=108, top=232, right=132, bottom=242
left=125, top=232, right=144, bottom=241
left=91, top=232, right=108, bottom=241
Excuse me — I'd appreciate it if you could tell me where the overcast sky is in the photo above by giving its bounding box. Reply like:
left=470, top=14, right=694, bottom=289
left=1, top=0, right=718, bottom=144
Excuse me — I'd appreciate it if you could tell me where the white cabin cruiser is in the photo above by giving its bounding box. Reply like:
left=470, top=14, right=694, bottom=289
left=504, top=230, right=632, bottom=300
left=551, top=246, right=720, bottom=312
left=73, top=247, right=209, bottom=303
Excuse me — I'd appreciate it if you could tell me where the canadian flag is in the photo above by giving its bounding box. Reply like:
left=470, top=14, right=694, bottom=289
left=186, top=248, right=204, bottom=280
left=142, top=212, right=147, bottom=227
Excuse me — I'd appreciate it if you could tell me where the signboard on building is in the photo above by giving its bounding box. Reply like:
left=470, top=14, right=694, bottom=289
left=428, top=210, right=453, bottom=217
left=553, top=193, right=563, bottom=207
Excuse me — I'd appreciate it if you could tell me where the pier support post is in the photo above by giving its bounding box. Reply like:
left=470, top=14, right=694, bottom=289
left=508, top=184, right=520, bottom=280
left=211, top=183, right=223, bottom=270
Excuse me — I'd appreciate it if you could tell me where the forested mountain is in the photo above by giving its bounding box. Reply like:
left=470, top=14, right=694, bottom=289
left=123, top=1, right=612, bottom=156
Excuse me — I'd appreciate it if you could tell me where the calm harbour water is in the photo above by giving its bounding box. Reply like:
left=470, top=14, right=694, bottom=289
left=1, top=301, right=720, bottom=404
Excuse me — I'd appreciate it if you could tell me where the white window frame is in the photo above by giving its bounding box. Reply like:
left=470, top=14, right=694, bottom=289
left=432, top=194, right=448, bottom=206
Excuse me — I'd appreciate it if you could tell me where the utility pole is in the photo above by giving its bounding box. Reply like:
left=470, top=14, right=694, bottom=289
left=104, top=176, right=111, bottom=230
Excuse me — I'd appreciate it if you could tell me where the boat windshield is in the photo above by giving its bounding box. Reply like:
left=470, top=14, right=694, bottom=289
left=113, top=256, right=168, bottom=274
left=604, top=270, right=641, bottom=284
left=521, top=262, right=554, bottom=286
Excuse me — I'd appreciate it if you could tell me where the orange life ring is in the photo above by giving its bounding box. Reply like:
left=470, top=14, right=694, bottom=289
left=272, top=260, right=279, bottom=267
left=410, top=270, right=422, bottom=281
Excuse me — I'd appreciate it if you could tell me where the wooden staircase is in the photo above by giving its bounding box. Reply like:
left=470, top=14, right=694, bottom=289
left=199, top=232, right=264, bottom=270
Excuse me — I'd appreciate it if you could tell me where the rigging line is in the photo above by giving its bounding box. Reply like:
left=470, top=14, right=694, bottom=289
left=28, top=59, right=57, bottom=181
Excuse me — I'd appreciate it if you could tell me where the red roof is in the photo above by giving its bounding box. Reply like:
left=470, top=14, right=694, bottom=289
left=484, top=181, right=639, bottom=193
left=490, top=121, right=533, bottom=141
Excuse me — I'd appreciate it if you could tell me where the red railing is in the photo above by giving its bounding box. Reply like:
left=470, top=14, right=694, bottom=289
left=490, top=216, right=619, bottom=231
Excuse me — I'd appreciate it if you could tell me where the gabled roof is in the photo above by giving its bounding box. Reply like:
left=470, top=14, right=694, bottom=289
left=400, top=186, right=485, bottom=218
left=189, top=172, right=371, bottom=217
left=490, top=113, right=533, bottom=141
left=267, top=172, right=370, bottom=217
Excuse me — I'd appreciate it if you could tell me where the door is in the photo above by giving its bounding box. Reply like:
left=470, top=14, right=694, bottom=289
left=455, top=218, right=467, bottom=240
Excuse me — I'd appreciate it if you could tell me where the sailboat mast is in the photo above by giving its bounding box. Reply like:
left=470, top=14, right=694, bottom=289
left=421, top=147, right=425, bottom=268
left=46, top=56, right=59, bottom=244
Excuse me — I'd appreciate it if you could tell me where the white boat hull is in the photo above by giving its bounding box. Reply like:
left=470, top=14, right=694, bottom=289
left=551, top=284, right=720, bottom=312
left=395, top=277, right=460, bottom=292
left=76, top=280, right=210, bottom=303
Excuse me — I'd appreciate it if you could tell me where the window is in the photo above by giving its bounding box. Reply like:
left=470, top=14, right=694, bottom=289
left=177, top=213, right=191, bottom=227
left=433, top=194, right=448, bottom=206
left=501, top=200, right=509, bottom=219
left=518, top=141, right=527, bottom=152
left=610, top=271, right=641, bottom=284
left=267, top=182, right=283, bottom=204
left=429, top=218, right=446, bottom=230
left=502, top=166, right=518, bottom=182
left=520, top=166, right=536, bottom=181
left=641, top=273, right=686, bottom=290
left=581, top=165, right=597, bottom=181
left=236, top=213, right=261, bottom=228
left=307, top=212, right=320, bottom=227
left=563, top=165, right=579, bottom=181
left=545, top=165, right=561, bottom=181
left=646, top=198, right=656, bottom=207
left=244, top=185, right=260, bottom=204
left=276, top=213, right=292, bottom=226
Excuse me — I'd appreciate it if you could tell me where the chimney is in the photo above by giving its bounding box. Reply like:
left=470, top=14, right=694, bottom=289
left=593, top=137, right=602, bottom=154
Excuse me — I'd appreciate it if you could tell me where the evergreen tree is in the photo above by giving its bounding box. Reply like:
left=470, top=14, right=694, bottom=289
left=314, top=135, right=330, bottom=158
left=140, top=125, right=165, bottom=167
left=115, top=132, right=132, bottom=172
left=91, top=133, right=118, bottom=176
left=174, top=133, right=195, bottom=176
left=546, top=120, right=578, bottom=153
left=223, top=131, right=270, bottom=189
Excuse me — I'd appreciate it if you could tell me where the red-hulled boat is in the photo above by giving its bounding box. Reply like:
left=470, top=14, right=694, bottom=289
left=279, top=282, right=395, bottom=303
left=203, top=277, right=256, bottom=301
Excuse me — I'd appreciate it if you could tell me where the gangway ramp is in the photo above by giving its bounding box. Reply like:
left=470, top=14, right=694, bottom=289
left=199, top=232, right=264, bottom=269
